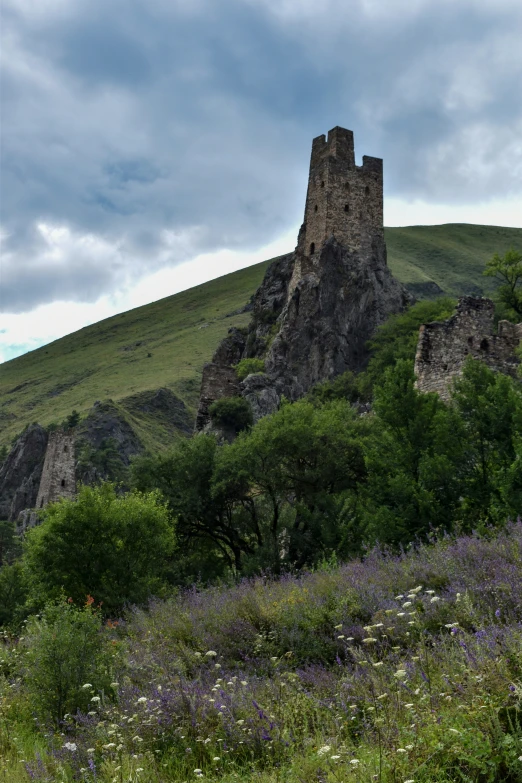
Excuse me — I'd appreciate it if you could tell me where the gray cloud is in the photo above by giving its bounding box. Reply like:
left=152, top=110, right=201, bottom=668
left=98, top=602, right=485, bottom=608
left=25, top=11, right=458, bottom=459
left=1, top=0, right=521, bottom=312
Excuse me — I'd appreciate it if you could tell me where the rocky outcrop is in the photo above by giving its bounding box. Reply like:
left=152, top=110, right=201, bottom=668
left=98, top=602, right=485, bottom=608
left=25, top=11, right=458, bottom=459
left=243, top=253, right=295, bottom=358
left=0, top=424, right=48, bottom=521
left=240, top=373, right=281, bottom=420
left=75, top=400, right=144, bottom=485
left=415, top=297, right=522, bottom=400
left=122, top=388, right=193, bottom=436
left=194, top=127, right=412, bottom=430
left=264, top=238, right=411, bottom=401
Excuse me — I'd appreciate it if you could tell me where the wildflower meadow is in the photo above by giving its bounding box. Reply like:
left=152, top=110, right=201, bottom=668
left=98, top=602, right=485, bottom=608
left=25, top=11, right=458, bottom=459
left=1, top=522, right=521, bottom=782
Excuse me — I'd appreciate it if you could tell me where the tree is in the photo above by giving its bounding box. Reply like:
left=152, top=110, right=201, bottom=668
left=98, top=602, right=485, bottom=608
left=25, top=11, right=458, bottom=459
left=24, top=484, right=174, bottom=613
left=361, top=360, right=466, bottom=543
left=483, top=247, right=522, bottom=319
left=132, top=435, right=256, bottom=573
left=359, top=297, right=456, bottom=397
left=23, top=599, right=114, bottom=725
left=63, top=409, right=81, bottom=430
left=451, top=357, right=522, bottom=525
left=213, top=399, right=367, bottom=571
left=209, top=396, right=253, bottom=434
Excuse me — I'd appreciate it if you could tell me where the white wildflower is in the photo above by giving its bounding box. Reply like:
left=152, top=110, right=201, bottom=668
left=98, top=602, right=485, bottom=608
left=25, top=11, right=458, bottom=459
left=317, top=745, right=331, bottom=755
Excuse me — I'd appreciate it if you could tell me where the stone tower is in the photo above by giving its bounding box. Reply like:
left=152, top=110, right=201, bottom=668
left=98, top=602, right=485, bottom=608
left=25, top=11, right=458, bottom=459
left=35, top=430, right=76, bottom=509
left=290, top=126, right=385, bottom=294
left=195, top=125, right=410, bottom=430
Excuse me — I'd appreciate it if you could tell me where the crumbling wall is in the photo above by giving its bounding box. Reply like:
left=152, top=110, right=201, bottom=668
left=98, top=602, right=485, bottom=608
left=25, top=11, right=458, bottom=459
left=414, top=297, right=522, bottom=400
left=35, top=430, right=76, bottom=510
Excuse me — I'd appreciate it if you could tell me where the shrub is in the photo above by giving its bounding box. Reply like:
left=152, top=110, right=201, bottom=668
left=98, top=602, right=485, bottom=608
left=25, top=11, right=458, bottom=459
left=209, top=396, right=253, bottom=433
left=23, top=598, right=115, bottom=726
left=24, top=484, right=175, bottom=613
left=234, top=358, right=265, bottom=381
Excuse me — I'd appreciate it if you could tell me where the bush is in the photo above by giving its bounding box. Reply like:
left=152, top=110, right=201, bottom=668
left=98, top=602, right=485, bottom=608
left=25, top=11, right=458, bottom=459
left=209, top=396, right=253, bottom=433
left=24, top=484, right=175, bottom=613
left=23, top=598, right=115, bottom=726
left=234, top=358, right=265, bottom=381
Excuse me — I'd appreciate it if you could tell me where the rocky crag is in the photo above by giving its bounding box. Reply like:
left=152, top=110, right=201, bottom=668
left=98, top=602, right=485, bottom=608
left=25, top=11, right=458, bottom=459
left=196, top=127, right=411, bottom=430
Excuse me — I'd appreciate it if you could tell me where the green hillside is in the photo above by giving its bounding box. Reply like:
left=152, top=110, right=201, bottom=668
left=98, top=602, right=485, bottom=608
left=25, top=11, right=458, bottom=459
left=1, top=223, right=521, bottom=450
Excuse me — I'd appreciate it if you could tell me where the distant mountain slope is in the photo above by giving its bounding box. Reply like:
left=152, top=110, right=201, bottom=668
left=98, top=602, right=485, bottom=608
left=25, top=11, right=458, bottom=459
left=1, top=223, right=521, bottom=451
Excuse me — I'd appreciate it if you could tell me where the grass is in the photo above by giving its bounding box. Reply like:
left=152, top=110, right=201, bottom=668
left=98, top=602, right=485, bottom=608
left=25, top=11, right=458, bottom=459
left=1, top=522, right=521, bottom=781
left=1, top=224, right=521, bottom=451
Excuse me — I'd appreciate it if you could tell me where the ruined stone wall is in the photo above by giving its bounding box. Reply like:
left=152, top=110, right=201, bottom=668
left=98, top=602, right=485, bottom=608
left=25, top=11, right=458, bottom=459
left=414, top=297, right=522, bottom=400
left=295, top=127, right=384, bottom=269
left=35, top=430, right=77, bottom=509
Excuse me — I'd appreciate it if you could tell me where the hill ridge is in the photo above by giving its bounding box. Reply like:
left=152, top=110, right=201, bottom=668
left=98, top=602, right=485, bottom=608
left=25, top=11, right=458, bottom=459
left=1, top=223, right=521, bottom=450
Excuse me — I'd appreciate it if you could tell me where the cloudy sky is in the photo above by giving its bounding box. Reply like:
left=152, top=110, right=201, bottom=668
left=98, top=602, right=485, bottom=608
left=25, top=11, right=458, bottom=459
left=1, top=0, right=522, bottom=362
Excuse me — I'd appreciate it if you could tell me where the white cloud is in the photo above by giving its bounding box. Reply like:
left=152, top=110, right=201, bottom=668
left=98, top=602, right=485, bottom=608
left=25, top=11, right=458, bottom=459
left=0, top=226, right=296, bottom=363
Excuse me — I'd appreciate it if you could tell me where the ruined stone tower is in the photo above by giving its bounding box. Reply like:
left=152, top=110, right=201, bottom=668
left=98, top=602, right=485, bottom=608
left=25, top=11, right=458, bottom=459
left=35, top=430, right=76, bottom=509
left=195, top=126, right=410, bottom=430
left=289, top=127, right=385, bottom=294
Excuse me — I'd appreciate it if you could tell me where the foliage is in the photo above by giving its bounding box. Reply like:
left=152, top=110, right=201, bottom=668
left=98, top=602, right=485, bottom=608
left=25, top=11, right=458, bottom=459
left=132, top=357, right=522, bottom=579
left=213, top=399, right=367, bottom=572
left=209, top=396, right=253, bottom=433
left=0, top=443, right=7, bottom=466
left=234, top=358, right=265, bottom=380
left=484, top=246, right=522, bottom=319
left=133, top=435, right=248, bottom=575
left=23, top=484, right=174, bottom=614
left=62, top=409, right=81, bottom=431
left=22, top=598, right=115, bottom=726
left=0, top=520, right=20, bottom=567
left=76, top=437, right=129, bottom=483
left=359, top=297, right=456, bottom=396
left=2, top=524, right=522, bottom=781
left=307, top=369, right=361, bottom=405
left=451, top=357, right=522, bottom=524
left=0, top=561, right=28, bottom=628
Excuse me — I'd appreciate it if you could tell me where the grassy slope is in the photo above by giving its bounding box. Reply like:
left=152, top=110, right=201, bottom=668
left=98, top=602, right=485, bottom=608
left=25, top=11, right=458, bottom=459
left=1, top=224, right=521, bottom=450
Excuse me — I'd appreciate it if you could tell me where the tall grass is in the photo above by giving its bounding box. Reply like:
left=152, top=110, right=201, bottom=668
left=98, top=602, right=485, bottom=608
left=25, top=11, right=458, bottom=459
left=1, top=523, right=521, bottom=781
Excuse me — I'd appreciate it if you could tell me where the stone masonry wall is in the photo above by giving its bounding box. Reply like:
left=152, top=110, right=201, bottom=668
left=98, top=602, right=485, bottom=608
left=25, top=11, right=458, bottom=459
left=288, top=126, right=384, bottom=297
left=414, top=296, right=522, bottom=400
left=35, top=430, right=77, bottom=510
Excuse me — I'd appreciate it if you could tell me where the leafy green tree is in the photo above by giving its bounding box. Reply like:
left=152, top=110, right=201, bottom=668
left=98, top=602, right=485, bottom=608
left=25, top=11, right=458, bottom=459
left=483, top=247, right=522, bottom=319
left=24, top=484, right=174, bottom=613
left=0, top=520, right=20, bottom=566
left=77, top=437, right=128, bottom=483
left=214, top=399, right=367, bottom=570
left=359, top=297, right=456, bottom=397
left=132, top=435, right=255, bottom=573
left=361, top=360, right=466, bottom=543
left=23, top=599, right=114, bottom=725
left=209, top=396, right=253, bottom=433
left=0, top=443, right=8, bottom=466
left=63, top=409, right=81, bottom=430
left=451, top=357, right=522, bottom=525
left=0, top=561, right=28, bottom=628
left=234, top=358, right=265, bottom=380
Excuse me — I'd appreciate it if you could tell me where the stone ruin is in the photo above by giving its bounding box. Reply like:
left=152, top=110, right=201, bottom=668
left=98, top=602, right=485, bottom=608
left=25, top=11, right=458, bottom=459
left=414, top=296, right=522, bottom=401
left=196, top=126, right=411, bottom=431
left=15, top=429, right=76, bottom=534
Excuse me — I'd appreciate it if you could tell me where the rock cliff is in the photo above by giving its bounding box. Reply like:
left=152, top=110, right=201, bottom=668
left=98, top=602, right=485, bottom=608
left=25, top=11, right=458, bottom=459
left=0, top=424, right=48, bottom=521
left=195, top=127, right=411, bottom=430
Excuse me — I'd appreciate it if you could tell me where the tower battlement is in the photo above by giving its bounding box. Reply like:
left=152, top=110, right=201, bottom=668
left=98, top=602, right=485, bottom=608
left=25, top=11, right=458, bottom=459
left=297, top=126, right=384, bottom=262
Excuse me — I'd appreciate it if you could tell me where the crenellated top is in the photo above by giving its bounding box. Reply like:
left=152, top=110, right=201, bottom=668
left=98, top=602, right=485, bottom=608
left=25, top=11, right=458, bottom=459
left=296, top=126, right=385, bottom=267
